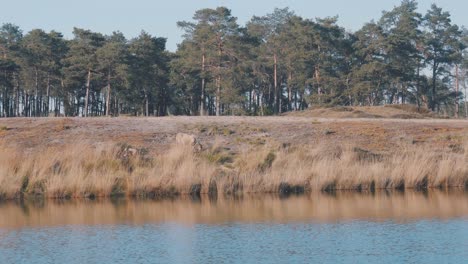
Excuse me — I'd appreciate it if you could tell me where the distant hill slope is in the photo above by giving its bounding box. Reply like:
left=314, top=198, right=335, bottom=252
left=284, top=105, right=437, bottom=119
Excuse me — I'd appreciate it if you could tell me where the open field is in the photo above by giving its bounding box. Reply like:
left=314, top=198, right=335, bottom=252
left=0, top=109, right=467, bottom=199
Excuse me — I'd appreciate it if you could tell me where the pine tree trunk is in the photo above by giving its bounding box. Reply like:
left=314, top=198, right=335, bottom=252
left=114, top=96, right=118, bottom=117
left=61, top=78, right=70, bottom=117
left=143, top=88, right=149, bottom=116
left=294, top=90, right=298, bottom=111
left=25, top=92, right=29, bottom=117
left=106, top=68, right=111, bottom=117
left=464, top=79, right=468, bottom=119
left=1, top=89, right=3, bottom=117
left=455, top=64, right=459, bottom=118
left=288, top=71, right=292, bottom=111
left=200, top=52, right=206, bottom=116
left=249, top=87, right=252, bottom=113
left=84, top=69, right=91, bottom=117
left=273, top=53, right=278, bottom=114
left=431, top=61, right=437, bottom=111
left=35, top=67, right=39, bottom=117
left=216, top=75, right=221, bottom=116
left=216, top=40, right=222, bottom=117
left=46, top=72, right=50, bottom=117
left=14, top=73, right=20, bottom=117
left=90, top=92, right=96, bottom=116
left=146, top=98, right=149, bottom=117
left=315, top=65, right=321, bottom=104
left=260, top=93, right=264, bottom=116
left=416, top=62, right=421, bottom=110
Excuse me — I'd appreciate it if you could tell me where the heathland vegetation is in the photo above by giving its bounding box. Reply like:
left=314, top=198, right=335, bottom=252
left=0, top=0, right=467, bottom=118
left=0, top=115, right=466, bottom=199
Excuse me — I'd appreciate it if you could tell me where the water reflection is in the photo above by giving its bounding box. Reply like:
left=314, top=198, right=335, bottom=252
left=1, top=190, right=467, bottom=228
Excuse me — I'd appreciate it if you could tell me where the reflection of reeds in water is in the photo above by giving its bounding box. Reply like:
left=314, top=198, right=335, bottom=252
left=0, top=190, right=467, bottom=228
left=0, top=141, right=467, bottom=199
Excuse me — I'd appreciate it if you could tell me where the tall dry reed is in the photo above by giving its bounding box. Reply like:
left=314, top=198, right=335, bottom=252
left=0, top=140, right=466, bottom=199
left=238, top=143, right=467, bottom=192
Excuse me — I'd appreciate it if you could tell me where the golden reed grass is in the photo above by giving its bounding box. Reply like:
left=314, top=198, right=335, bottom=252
left=0, top=140, right=466, bottom=199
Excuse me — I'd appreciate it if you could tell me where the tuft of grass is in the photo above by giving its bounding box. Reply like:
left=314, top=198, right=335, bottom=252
left=203, top=141, right=235, bottom=165
left=54, top=119, right=73, bottom=132
left=198, top=126, right=208, bottom=133
left=311, top=119, right=321, bottom=125
left=205, top=152, right=234, bottom=165
left=258, top=151, right=276, bottom=172
left=205, top=125, right=236, bottom=136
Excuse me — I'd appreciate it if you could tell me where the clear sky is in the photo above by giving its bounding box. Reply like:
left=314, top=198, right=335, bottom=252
left=1, top=0, right=466, bottom=51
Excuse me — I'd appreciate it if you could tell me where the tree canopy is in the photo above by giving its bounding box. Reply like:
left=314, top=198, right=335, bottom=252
left=0, top=1, right=466, bottom=117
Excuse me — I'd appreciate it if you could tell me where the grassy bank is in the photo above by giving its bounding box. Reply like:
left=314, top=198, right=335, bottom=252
left=0, top=138, right=467, bottom=200
left=1, top=111, right=467, bottom=199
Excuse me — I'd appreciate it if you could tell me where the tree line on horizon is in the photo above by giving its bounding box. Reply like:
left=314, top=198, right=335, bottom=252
left=0, top=0, right=467, bottom=118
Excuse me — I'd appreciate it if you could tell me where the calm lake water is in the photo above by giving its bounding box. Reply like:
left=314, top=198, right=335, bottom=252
left=1, top=191, right=467, bottom=264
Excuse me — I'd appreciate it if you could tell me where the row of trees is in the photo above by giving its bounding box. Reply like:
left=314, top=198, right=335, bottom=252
left=0, top=27, right=169, bottom=117
left=1, top=0, right=467, bottom=118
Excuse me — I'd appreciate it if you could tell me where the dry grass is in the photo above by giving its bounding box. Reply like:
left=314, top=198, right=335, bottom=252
left=234, top=142, right=468, bottom=193
left=0, top=138, right=466, bottom=200
left=54, top=118, right=73, bottom=131
left=0, top=142, right=218, bottom=199
left=287, top=105, right=437, bottom=119
left=1, top=116, right=466, bottom=158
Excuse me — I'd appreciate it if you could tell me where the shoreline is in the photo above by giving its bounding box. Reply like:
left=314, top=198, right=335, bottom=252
left=1, top=186, right=467, bottom=202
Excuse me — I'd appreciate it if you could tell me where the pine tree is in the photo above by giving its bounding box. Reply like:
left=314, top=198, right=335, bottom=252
left=63, top=28, right=105, bottom=116
left=96, top=32, right=128, bottom=116
left=424, top=4, right=464, bottom=111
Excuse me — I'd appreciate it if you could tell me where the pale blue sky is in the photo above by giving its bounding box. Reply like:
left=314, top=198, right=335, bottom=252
left=1, top=0, right=466, bottom=51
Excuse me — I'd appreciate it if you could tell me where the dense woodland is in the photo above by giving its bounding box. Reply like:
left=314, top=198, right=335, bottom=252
left=0, top=0, right=467, bottom=118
